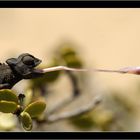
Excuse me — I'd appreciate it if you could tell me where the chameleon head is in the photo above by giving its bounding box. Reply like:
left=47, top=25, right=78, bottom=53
left=6, top=53, right=42, bottom=76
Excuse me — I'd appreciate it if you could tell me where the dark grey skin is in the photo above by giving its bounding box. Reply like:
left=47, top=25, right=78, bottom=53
left=0, top=53, right=44, bottom=89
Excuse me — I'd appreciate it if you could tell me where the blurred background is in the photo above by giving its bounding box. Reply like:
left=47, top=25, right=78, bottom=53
left=0, top=8, right=140, bottom=131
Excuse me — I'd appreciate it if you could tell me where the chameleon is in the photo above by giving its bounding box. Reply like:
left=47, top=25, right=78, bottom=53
left=0, top=53, right=44, bottom=89
left=0, top=53, right=140, bottom=90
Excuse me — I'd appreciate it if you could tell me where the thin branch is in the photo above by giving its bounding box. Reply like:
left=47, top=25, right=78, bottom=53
left=46, top=95, right=102, bottom=123
left=46, top=71, right=80, bottom=115
left=47, top=97, right=76, bottom=115
left=45, top=67, right=81, bottom=115
left=65, top=71, right=80, bottom=97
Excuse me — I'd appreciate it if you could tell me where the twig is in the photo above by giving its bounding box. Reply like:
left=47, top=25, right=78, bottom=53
left=65, top=71, right=80, bottom=97
left=46, top=95, right=102, bottom=123
left=47, top=97, right=76, bottom=115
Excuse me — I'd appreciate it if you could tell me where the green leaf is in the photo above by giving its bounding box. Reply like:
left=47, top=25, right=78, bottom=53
left=24, top=101, right=46, bottom=118
left=59, top=43, right=77, bottom=58
left=20, top=111, right=32, bottom=131
left=64, top=56, right=83, bottom=68
left=0, top=89, right=18, bottom=104
left=70, top=114, right=95, bottom=130
left=0, top=100, right=18, bottom=113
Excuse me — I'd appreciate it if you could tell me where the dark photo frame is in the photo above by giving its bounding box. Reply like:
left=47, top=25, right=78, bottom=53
left=0, top=1, right=140, bottom=139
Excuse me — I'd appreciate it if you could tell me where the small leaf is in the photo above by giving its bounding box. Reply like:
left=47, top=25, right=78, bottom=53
left=20, top=112, right=32, bottom=131
left=0, top=100, right=18, bottom=113
left=70, top=114, right=95, bottom=130
left=24, top=101, right=46, bottom=118
left=0, top=89, right=18, bottom=104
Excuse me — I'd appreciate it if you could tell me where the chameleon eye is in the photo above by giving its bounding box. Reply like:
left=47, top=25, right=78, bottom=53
left=22, top=55, right=35, bottom=65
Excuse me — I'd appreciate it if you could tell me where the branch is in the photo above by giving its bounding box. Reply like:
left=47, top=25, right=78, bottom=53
left=45, top=69, right=81, bottom=115
left=47, top=97, right=76, bottom=115
left=46, top=95, right=102, bottom=123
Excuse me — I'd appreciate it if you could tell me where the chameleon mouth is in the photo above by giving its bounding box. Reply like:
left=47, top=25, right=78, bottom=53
left=34, top=58, right=42, bottom=66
